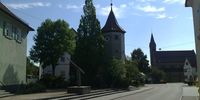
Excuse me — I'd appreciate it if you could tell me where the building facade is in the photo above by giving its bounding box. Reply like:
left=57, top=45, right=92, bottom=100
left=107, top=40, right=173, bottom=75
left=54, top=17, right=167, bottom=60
left=185, top=0, right=200, bottom=97
left=102, top=4, right=126, bottom=60
left=40, top=52, right=71, bottom=81
left=149, top=34, right=197, bottom=82
left=184, top=59, right=197, bottom=82
left=0, top=2, right=34, bottom=86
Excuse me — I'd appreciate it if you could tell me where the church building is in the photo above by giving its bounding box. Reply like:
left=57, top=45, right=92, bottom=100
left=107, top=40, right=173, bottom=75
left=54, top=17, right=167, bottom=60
left=149, top=34, right=197, bottom=82
left=102, top=3, right=126, bottom=60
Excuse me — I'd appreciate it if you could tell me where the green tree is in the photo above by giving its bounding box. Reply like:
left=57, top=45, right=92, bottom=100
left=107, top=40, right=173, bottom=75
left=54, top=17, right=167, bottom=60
left=151, top=67, right=166, bottom=83
left=26, top=57, right=39, bottom=77
left=125, top=61, right=139, bottom=83
left=106, top=59, right=128, bottom=88
left=30, top=19, right=76, bottom=76
left=131, top=48, right=150, bottom=74
left=74, top=0, right=105, bottom=86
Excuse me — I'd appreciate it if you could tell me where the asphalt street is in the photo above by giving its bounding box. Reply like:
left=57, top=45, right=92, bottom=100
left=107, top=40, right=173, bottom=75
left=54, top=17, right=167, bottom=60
left=113, top=83, right=184, bottom=100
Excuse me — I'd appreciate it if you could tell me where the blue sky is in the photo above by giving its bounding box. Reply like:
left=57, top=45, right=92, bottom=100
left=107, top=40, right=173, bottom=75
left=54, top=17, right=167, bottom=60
left=1, top=0, right=195, bottom=61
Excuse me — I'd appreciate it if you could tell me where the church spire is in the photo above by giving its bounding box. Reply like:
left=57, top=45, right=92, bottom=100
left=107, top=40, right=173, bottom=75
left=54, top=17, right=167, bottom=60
left=150, top=34, right=155, bottom=44
left=111, top=0, right=113, bottom=10
left=149, top=33, right=156, bottom=51
left=101, top=2, right=126, bottom=33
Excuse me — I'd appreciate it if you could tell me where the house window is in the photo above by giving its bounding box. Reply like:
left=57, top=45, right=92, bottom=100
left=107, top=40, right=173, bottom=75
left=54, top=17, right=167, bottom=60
left=12, top=26, right=17, bottom=38
left=3, top=21, right=13, bottom=39
left=15, top=28, right=22, bottom=43
left=0, top=20, right=2, bottom=35
left=60, top=56, right=65, bottom=62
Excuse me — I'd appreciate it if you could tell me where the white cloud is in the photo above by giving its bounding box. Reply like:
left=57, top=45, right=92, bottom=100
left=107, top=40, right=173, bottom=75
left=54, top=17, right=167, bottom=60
left=6, top=2, right=51, bottom=9
left=65, top=5, right=79, bottom=9
left=58, top=4, right=83, bottom=12
left=156, top=13, right=167, bottom=19
left=163, top=0, right=185, bottom=4
left=139, top=0, right=157, bottom=2
left=168, top=16, right=177, bottom=19
left=136, top=5, right=165, bottom=13
left=98, top=4, right=128, bottom=18
left=153, top=13, right=176, bottom=19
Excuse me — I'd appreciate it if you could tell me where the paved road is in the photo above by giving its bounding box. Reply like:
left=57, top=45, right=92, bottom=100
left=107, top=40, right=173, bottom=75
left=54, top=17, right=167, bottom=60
left=113, top=83, right=184, bottom=100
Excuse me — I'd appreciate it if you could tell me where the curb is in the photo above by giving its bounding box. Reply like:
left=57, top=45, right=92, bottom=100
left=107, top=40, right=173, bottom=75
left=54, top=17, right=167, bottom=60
left=180, top=87, right=183, bottom=100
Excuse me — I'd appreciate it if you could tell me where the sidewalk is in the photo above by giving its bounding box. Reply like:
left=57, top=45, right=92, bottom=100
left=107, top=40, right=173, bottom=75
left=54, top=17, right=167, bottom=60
left=182, top=86, right=199, bottom=100
left=0, top=86, right=153, bottom=100
left=0, top=91, right=69, bottom=100
left=89, top=86, right=153, bottom=100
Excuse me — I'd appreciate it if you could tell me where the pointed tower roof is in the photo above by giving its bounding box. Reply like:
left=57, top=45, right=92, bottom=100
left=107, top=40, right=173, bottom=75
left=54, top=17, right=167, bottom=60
left=150, top=34, right=156, bottom=44
left=102, top=3, right=126, bottom=33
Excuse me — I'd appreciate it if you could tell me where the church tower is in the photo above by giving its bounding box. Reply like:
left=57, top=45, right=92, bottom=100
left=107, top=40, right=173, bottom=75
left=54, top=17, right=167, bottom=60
left=102, top=3, right=126, bottom=60
left=149, top=34, right=156, bottom=66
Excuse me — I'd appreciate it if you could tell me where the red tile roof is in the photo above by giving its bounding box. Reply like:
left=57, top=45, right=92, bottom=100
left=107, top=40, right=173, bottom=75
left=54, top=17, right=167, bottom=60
left=102, top=8, right=125, bottom=33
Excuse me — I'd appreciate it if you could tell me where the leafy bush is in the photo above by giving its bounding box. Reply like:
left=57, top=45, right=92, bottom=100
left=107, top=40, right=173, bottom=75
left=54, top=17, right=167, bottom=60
left=104, top=59, right=146, bottom=88
left=39, top=74, right=69, bottom=89
left=18, top=83, right=46, bottom=94
left=151, top=67, right=166, bottom=83
left=106, top=59, right=128, bottom=88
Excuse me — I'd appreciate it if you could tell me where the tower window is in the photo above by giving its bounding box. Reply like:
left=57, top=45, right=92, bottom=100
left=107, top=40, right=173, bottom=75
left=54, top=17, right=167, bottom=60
left=115, top=50, right=119, bottom=53
left=114, top=35, right=119, bottom=40
left=105, top=35, right=110, bottom=41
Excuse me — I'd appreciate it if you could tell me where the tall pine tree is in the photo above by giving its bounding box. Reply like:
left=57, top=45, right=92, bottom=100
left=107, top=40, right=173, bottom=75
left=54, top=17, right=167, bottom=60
left=74, top=0, right=105, bottom=86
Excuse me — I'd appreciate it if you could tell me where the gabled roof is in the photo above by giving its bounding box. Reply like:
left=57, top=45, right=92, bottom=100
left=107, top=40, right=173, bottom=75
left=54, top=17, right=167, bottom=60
left=155, top=50, right=197, bottom=67
left=102, top=6, right=125, bottom=33
left=185, top=0, right=192, bottom=7
left=0, top=2, right=34, bottom=31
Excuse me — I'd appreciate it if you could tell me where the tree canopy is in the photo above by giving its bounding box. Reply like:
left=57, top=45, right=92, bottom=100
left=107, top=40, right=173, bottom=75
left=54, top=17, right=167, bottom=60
left=74, top=0, right=105, bottom=86
left=30, top=19, right=76, bottom=75
left=131, top=48, right=150, bottom=74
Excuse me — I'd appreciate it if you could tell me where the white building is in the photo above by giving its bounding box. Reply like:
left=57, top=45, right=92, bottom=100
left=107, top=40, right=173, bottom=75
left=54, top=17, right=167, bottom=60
left=39, top=52, right=71, bottom=81
left=184, top=59, right=197, bottom=82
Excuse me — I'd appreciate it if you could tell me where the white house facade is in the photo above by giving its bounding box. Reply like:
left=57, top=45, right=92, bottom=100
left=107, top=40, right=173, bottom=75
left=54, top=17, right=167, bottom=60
left=39, top=52, right=71, bottom=81
left=184, top=59, right=197, bottom=82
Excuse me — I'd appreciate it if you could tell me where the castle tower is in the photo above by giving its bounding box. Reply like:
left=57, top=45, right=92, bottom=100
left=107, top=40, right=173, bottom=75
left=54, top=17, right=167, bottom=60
left=102, top=3, right=126, bottom=60
left=149, top=34, right=156, bottom=66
